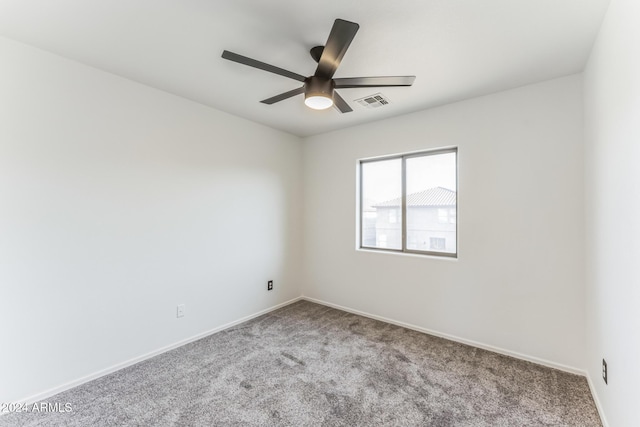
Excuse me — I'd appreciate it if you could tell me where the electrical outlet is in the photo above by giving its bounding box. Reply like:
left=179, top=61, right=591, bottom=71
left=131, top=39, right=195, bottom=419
left=267, top=280, right=273, bottom=291
left=602, top=359, right=607, bottom=384
left=177, top=304, right=185, bottom=318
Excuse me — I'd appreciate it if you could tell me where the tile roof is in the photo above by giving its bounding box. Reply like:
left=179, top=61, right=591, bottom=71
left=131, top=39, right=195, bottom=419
left=373, top=187, right=456, bottom=207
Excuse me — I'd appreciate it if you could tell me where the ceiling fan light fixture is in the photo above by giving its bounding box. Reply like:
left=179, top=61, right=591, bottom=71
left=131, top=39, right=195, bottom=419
left=304, top=76, right=335, bottom=110
left=304, top=94, right=334, bottom=110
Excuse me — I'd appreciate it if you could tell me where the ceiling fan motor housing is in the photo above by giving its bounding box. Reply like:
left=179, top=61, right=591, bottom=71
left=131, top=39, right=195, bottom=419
left=305, top=76, right=335, bottom=100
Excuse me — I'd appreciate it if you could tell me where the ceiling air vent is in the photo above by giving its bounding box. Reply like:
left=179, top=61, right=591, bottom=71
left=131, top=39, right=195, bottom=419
left=355, top=93, right=390, bottom=109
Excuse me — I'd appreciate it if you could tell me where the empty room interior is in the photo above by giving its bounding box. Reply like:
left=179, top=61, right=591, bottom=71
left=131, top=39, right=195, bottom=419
left=0, top=0, right=638, bottom=426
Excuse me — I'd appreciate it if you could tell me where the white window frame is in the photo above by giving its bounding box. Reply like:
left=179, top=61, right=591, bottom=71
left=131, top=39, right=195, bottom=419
left=359, top=147, right=458, bottom=258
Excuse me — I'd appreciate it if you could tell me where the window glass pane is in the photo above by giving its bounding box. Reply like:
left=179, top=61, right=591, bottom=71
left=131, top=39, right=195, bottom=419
left=438, top=208, right=448, bottom=223
left=361, top=159, right=402, bottom=250
left=405, top=152, right=456, bottom=253
left=430, top=237, right=446, bottom=250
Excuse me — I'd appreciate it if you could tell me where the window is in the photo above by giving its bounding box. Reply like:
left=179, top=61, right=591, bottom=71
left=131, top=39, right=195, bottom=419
left=359, top=148, right=457, bottom=257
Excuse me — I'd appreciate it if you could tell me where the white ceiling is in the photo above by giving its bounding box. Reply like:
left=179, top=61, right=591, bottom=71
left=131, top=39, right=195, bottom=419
left=0, top=0, right=609, bottom=137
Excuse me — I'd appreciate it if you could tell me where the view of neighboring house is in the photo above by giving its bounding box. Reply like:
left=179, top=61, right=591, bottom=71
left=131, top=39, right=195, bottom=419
left=361, top=197, right=379, bottom=247
left=365, top=187, right=456, bottom=253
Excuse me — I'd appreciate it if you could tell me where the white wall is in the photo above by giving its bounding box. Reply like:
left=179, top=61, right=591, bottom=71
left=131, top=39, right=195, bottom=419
left=584, top=0, right=640, bottom=425
left=303, top=75, right=586, bottom=371
left=0, top=37, right=302, bottom=402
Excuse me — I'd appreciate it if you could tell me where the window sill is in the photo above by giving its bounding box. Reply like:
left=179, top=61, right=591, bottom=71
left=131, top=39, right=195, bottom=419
left=356, top=247, right=458, bottom=261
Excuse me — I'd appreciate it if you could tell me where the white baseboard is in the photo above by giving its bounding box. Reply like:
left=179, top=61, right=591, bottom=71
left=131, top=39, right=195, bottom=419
left=586, top=372, right=609, bottom=427
left=302, top=295, right=586, bottom=376
left=11, top=296, right=302, bottom=408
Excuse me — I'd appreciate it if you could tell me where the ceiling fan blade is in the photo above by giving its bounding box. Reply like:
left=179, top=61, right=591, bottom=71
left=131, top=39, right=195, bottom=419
left=222, top=50, right=306, bottom=82
left=260, top=86, right=305, bottom=104
left=315, top=19, right=359, bottom=80
left=333, top=91, right=353, bottom=113
left=334, top=76, right=416, bottom=88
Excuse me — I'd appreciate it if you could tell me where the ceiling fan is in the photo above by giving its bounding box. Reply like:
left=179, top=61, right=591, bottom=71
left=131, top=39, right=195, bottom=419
left=221, top=18, right=416, bottom=113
